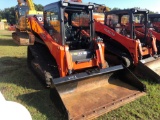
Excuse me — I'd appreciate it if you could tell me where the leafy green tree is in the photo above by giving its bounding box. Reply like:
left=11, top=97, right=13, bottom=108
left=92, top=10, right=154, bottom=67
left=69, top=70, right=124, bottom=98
left=111, top=7, right=121, bottom=11
left=149, top=10, right=158, bottom=14
left=34, top=4, right=43, bottom=11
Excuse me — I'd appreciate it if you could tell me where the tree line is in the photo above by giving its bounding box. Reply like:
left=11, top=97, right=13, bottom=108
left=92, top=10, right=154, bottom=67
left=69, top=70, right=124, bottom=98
left=111, top=7, right=159, bottom=14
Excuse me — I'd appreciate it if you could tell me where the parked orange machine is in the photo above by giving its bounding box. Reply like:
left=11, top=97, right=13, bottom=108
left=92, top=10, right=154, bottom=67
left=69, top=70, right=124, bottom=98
left=13, top=1, right=146, bottom=119
left=95, top=8, right=160, bottom=83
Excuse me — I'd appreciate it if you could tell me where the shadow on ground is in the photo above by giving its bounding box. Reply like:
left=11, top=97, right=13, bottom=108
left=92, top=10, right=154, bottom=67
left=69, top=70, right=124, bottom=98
left=0, top=38, right=18, bottom=46
left=0, top=56, right=65, bottom=119
left=0, top=35, right=13, bottom=37
left=0, top=57, right=44, bottom=90
left=17, top=91, right=63, bottom=120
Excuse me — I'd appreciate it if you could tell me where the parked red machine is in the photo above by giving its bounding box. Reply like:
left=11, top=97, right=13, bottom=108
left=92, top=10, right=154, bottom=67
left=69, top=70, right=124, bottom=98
left=13, top=1, right=146, bottom=119
left=148, top=14, right=160, bottom=32
left=95, top=8, right=160, bottom=83
left=138, top=14, right=160, bottom=43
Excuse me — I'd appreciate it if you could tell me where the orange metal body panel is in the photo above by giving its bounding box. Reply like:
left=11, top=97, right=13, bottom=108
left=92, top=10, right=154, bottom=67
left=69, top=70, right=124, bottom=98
left=72, top=59, right=97, bottom=69
left=121, top=23, right=155, bottom=56
left=148, top=29, right=160, bottom=41
left=153, top=22, right=160, bottom=31
left=141, top=47, right=152, bottom=56
left=93, top=13, right=105, bottom=24
left=96, top=42, right=106, bottom=68
left=127, top=22, right=160, bottom=41
left=71, top=13, right=105, bottom=26
left=29, top=17, right=67, bottom=77
left=95, top=21, right=140, bottom=64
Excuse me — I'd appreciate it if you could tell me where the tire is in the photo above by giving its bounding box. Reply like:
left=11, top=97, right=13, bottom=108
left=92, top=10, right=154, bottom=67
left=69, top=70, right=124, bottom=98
left=121, top=56, right=131, bottom=67
left=44, top=71, right=52, bottom=88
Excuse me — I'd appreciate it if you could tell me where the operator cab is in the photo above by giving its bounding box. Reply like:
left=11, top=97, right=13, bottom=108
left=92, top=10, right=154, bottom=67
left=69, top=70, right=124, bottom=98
left=105, top=9, right=149, bottom=41
left=104, top=9, right=159, bottom=59
left=148, top=14, right=160, bottom=33
left=64, top=8, right=92, bottom=50
left=44, top=1, right=97, bottom=63
left=44, top=1, right=95, bottom=50
left=15, top=5, right=29, bottom=22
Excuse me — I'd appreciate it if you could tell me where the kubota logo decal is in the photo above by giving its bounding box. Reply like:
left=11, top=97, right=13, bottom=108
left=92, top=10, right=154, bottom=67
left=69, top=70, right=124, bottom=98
left=37, top=17, right=43, bottom=22
left=104, top=28, right=115, bottom=36
left=68, top=75, right=77, bottom=80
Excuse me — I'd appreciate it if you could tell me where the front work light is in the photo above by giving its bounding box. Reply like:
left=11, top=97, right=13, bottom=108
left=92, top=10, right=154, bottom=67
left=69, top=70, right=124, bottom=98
left=88, top=5, right=93, bottom=9
left=62, top=2, right=68, bottom=7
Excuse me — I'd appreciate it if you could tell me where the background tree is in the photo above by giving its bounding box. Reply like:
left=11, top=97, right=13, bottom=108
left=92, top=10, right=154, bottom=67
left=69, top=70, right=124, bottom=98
left=34, top=4, right=43, bottom=11
left=111, top=7, right=121, bottom=11
left=149, top=10, right=159, bottom=14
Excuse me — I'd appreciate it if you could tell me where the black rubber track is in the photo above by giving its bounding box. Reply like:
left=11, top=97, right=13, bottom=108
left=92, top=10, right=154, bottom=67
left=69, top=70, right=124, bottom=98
left=27, top=43, right=59, bottom=88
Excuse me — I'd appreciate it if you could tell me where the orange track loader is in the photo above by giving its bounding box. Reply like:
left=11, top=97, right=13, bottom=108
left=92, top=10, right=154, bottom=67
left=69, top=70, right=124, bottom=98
left=13, top=1, right=146, bottom=119
left=95, top=8, right=160, bottom=83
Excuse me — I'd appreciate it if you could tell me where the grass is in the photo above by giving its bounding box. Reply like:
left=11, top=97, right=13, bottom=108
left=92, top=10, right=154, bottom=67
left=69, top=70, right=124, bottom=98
left=0, top=30, right=160, bottom=120
left=0, top=30, right=61, bottom=120
left=97, top=80, right=160, bottom=120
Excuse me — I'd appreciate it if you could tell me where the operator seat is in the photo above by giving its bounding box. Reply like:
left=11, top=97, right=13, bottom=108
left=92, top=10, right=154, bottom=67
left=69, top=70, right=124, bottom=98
left=114, top=23, right=127, bottom=36
left=114, top=23, right=122, bottom=33
left=64, top=16, right=75, bottom=42
left=64, top=16, right=71, bottom=41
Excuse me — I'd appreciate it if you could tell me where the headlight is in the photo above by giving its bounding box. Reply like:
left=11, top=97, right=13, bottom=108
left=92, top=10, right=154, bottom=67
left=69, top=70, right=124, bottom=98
left=88, top=5, right=93, bottom=9
left=62, top=2, right=68, bottom=7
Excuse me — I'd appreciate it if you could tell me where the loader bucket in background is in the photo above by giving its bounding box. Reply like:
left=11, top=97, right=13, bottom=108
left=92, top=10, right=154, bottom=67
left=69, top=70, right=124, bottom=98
left=12, top=32, right=34, bottom=45
left=134, top=57, right=160, bottom=83
left=50, top=65, right=146, bottom=120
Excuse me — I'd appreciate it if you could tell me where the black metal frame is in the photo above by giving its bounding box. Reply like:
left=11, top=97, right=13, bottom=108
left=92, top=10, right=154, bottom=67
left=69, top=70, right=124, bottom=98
left=148, top=14, right=160, bottom=23
left=104, top=8, right=149, bottom=40
left=15, top=5, right=29, bottom=23
left=148, top=14, right=160, bottom=18
left=52, top=65, right=124, bottom=85
left=44, top=1, right=95, bottom=46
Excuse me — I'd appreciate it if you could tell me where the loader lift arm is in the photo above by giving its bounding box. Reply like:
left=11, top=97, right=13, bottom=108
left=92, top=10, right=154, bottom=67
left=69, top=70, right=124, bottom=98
left=141, top=14, right=160, bottom=42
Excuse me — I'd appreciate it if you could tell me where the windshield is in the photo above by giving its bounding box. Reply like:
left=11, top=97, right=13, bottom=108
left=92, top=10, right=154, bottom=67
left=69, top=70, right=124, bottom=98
left=19, top=6, right=29, bottom=16
left=133, top=14, right=144, bottom=23
left=71, top=11, right=90, bottom=27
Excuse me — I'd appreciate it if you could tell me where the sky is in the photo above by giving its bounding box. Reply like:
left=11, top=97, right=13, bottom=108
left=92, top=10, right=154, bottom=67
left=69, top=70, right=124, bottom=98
left=0, top=0, right=160, bottom=13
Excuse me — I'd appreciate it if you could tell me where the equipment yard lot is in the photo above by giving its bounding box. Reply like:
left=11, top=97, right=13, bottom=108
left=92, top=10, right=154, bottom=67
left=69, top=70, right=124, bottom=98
left=0, top=30, right=159, bottom=120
